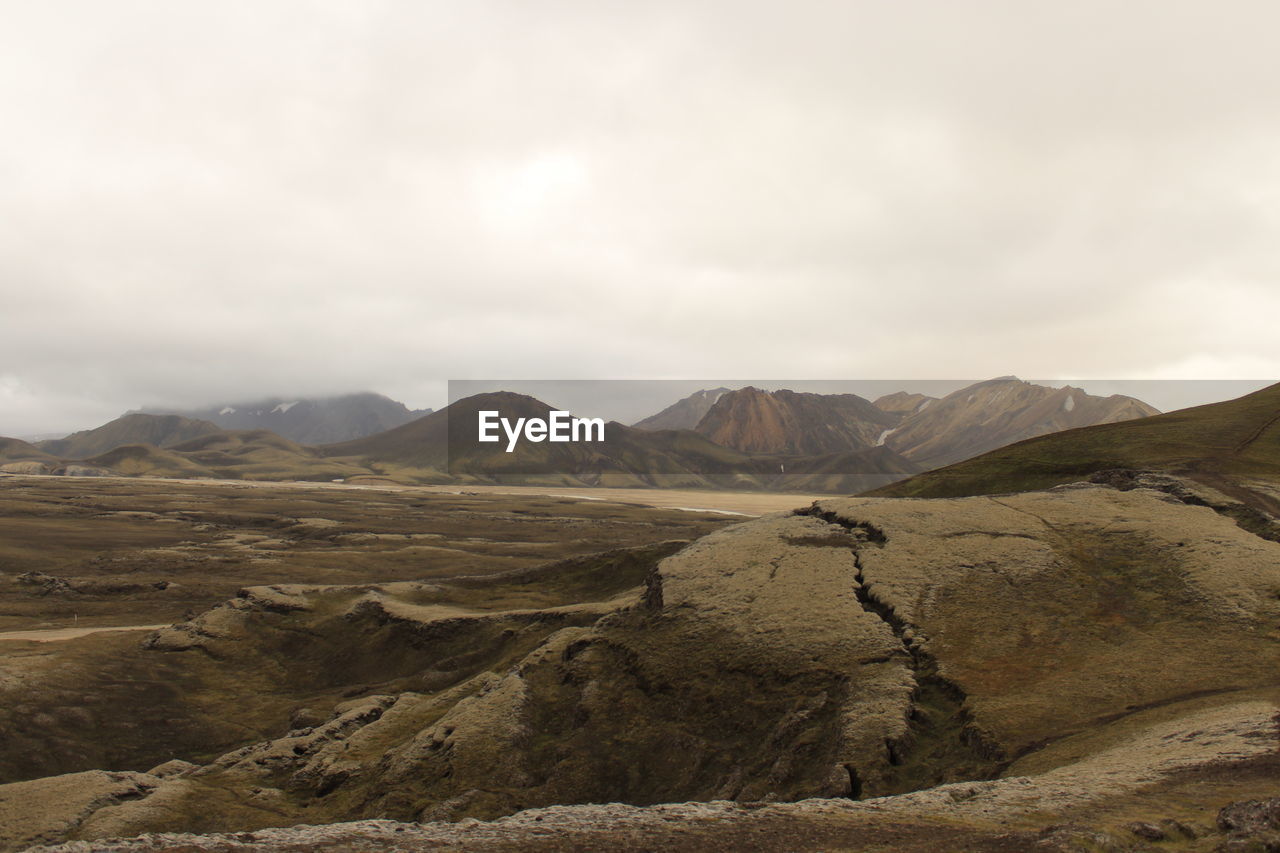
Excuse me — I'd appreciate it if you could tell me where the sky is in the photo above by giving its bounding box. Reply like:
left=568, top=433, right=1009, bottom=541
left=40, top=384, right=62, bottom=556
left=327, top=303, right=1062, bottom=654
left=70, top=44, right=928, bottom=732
left=3, top=1, right=1280, bottom=435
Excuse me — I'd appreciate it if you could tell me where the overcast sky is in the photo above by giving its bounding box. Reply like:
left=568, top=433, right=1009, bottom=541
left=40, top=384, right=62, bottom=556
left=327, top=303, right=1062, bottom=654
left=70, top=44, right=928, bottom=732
left=3, top=1, right=1279, bottom=435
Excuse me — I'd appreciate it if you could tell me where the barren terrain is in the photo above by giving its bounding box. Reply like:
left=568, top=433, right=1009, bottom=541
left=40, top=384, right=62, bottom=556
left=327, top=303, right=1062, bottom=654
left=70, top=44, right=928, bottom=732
left=0, top=475, right=743, bottom=634
left=0, top=475, right=733, bottom=798
left=2, top=472, right=1277, bottom=851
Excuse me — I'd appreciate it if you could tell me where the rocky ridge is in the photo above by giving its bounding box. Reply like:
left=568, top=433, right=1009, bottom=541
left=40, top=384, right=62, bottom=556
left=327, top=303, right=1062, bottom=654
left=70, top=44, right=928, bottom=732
left=883, top=377, right=1161, bottom=468
left=632, top=388, right=731, bottom=431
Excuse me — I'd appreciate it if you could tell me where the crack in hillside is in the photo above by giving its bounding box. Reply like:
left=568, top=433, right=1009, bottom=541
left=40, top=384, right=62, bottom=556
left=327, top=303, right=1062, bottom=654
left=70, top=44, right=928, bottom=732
left=985, top=496, right=1064, bottom=534
left=796, top=506, right=1004, bottom=799
left=1235, top=410, right=1280, bottom=454
left=1089, top=469, right=1280, bottom=544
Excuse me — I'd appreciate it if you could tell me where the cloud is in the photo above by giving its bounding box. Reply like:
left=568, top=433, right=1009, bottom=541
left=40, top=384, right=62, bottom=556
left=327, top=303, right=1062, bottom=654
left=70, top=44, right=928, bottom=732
left=2, top=0, right=1279, bottom=434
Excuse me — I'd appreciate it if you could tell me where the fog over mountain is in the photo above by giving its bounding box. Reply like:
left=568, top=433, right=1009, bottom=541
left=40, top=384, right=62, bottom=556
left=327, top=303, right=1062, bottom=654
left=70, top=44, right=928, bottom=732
left=3, top=2, right=1280, bottom=435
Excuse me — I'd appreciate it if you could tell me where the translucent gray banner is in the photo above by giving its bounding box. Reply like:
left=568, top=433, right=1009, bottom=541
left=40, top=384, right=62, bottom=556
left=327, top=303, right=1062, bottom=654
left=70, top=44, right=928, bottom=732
left=440, top=378, right=1274, bottom=492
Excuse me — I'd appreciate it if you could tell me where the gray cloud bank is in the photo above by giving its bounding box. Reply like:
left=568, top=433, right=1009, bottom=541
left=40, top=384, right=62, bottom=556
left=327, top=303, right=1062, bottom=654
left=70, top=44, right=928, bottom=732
left=3, top=1, right=1279, bottom=434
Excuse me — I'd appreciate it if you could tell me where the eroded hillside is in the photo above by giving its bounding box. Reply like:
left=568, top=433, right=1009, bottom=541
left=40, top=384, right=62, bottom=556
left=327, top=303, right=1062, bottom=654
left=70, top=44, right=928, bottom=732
left=5, top=478, right=1277, bottom=851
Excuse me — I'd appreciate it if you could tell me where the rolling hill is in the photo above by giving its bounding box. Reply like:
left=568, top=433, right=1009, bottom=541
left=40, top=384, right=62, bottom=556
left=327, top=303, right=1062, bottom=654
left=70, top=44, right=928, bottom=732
left=165, top=430, right=374, bottom=481
left=37, top=414, right=224, bottom=460
left=1, top=424, right=377, bottom=484
left=866, top=380, right=1280, bottom=505
left=762, top=445, right=922, bottom=493
left=0, top=437, right=56, bottom=464
left=82, top=444, right=220, bottom=479
left=0, top=437, right=60, bottom=474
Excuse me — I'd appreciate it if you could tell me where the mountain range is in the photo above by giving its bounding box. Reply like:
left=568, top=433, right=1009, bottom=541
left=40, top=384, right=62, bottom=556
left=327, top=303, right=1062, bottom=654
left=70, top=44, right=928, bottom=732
left=878, top=376, right=1160, bottom=467
left=1, top=378, right=1169, bottom=492
left=139, top=392, right=431, bottom=444
left=635, top=377, right=1158, bottom=468
left=870, top=378, right=1280, bottom=513
left=322, top=391, right=920, bottom=492
left=689, top=387, right=898, bottom=455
